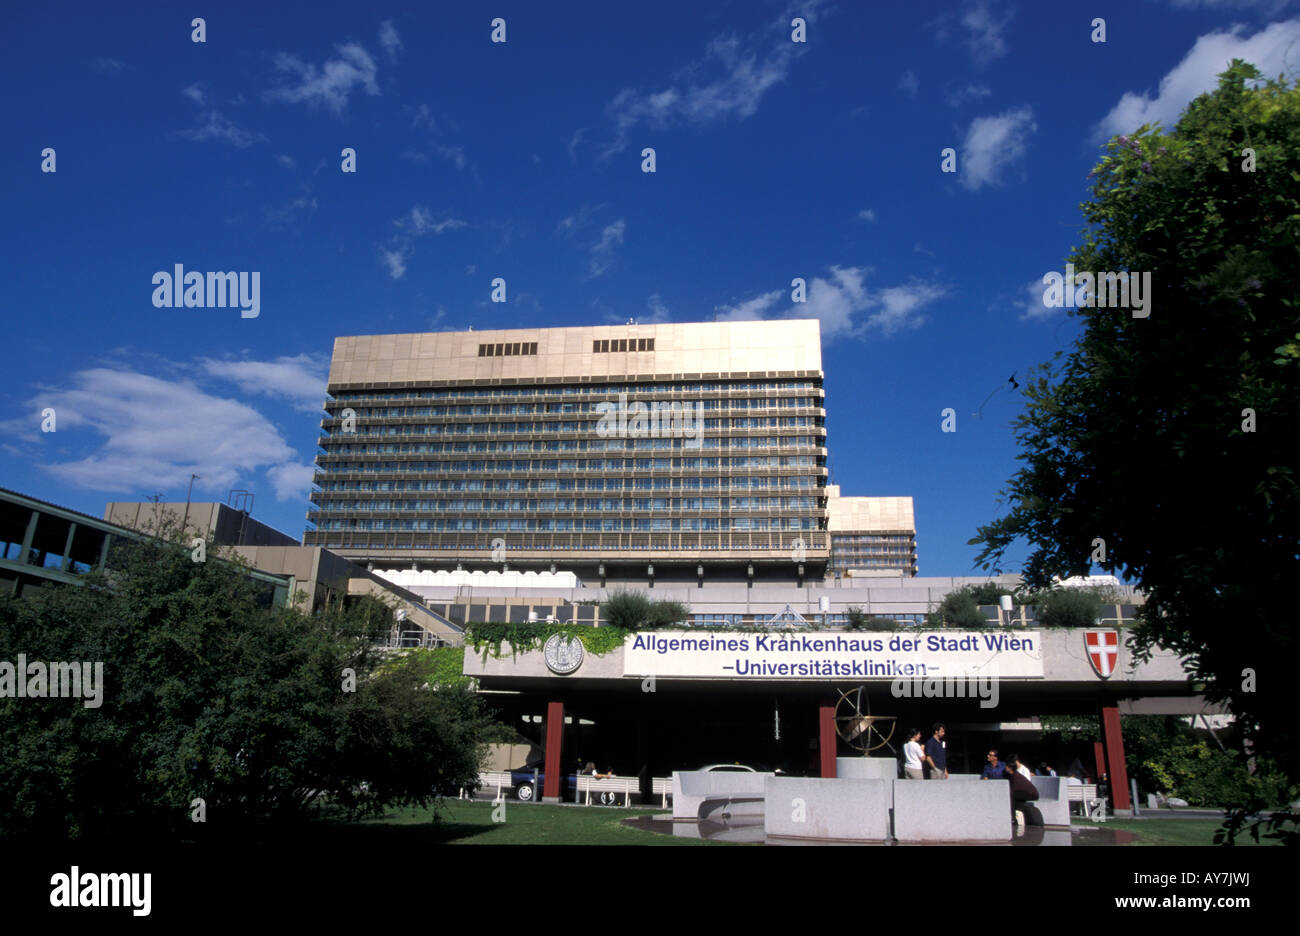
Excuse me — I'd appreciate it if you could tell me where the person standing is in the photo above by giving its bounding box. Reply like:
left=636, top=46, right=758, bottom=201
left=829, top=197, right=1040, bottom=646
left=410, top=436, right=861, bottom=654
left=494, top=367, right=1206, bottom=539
left=903, top=728, right=925, bottom=780
left=924, top=723, right=948, bottom=779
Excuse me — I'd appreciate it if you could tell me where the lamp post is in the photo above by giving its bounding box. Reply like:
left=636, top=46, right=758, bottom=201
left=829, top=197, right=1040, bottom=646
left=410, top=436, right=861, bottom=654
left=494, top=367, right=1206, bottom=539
left=182, top=474, right=199, bottom=537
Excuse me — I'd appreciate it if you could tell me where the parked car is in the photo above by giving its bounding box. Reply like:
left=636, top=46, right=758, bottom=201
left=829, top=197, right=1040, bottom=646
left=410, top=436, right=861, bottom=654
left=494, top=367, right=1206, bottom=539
left=699, top=763, right=758, bottom=772
left=508, top=764, right=578, bottom=801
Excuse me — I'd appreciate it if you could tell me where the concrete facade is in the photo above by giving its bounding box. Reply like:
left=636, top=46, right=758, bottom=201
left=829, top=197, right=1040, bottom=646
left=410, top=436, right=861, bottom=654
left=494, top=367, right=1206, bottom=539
left=104, top=501, right=297, bottom=548
left=892, top=778, right=1012, bottom=842
left=825, top=485, right=918, bottom=576
left=764, top=776, right=891, bottom=841
left=307, top=320, right=833, bottom=583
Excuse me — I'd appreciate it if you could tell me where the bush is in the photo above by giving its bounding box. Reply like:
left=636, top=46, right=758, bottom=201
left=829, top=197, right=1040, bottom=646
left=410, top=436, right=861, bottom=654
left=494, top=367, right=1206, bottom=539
left=845, top=607, right=897, bottom=631
left=1034, top=588, right=1105, bottom=629
left=928, top=589, right=986, bottom=628
left=1124, top=716, right=1292, bottom=810
left=599, top=590, right=688, bottom=631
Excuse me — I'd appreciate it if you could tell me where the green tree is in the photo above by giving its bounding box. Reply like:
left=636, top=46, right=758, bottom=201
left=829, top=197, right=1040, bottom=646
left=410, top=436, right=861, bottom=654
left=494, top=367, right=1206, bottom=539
left=926, top=588, right=987, bottom=629
left=0, top=534, right=491, bottom=841
left=599, top=590, right=688, bottom=630
left=971, top=62, right=1300, bottom=814
left=1032, top=587, right=1106, bottom=629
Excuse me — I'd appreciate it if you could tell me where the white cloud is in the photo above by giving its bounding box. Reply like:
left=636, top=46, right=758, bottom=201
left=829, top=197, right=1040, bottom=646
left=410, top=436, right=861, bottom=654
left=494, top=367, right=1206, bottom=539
left=432, top=144, right=467, bottom=170
left=864, top=282, right=948, bottom=335
left=397, top=205, right=466, bottom=236
left=200, top=353, right=329, bottom=412
left=1015, top=270, right=1092, bottom=321
left=182, top=83, right=205, bottom=104
left=588, top=220, right=626, bottom=277
left=177, top=111, right=266, bottom=148
left=408, top=103, right=435, bottom=129
left=379, top=206, right=464, bottom=278
left=380, top=246, right=410, bottom=279
left=265, top=43, right=380, bottom=115
left=1168, top=0, right=1297, bottom=11
left=715, top=267, right=947, bottom=339
left=715, top=289, right=784, bottom=322
left=379, top=20, right=402, bottom=61
left=30, top=369, right=300, bottom=496
left=959, top=1, right=1012, bottom=66
left=960, top=105, right=1037, bottom=191
left=645, top=293, right=672, bottom=323
left=857, top=208, right=877, bottom=222
left=568, top=127, right=587, bottom=164
left=945, top=82, right=992, bottom=108
left=264, top=191, right=318, bottom=229
left=558, top=203, right=605, bottom=235
left=898, top=70, right=919, bottom=97
left=267, top=463, right=317, bottom=501
left=1095, top=19, right=1300, bottom=140
left=597, top=0, right=826, bottom=158
left=92, top=57, right=126, bottom=74
left=276, top=154, right=295, bottom=168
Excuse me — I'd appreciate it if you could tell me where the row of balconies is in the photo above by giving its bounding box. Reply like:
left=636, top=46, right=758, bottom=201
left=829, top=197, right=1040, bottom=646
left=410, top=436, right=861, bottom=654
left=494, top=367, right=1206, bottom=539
left=325, top=385, right=825, bottom=406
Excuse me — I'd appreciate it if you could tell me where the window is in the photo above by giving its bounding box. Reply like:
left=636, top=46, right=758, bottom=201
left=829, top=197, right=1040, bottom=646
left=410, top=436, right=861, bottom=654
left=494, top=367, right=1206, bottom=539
left=478, top=342, right=537, bottom=357
left=593, top=337, right=653, bottom=353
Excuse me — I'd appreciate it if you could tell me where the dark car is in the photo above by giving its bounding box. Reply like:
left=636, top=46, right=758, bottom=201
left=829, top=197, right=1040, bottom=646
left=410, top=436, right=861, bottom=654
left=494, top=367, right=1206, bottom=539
left=508, top=764, right=578, bottom=801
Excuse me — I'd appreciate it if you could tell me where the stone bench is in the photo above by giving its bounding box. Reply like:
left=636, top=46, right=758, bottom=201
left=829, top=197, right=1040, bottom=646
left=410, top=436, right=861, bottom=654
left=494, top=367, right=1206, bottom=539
left=1029, top=776, right=1070, bottom=828
left=671, top=770, right=774, bottom=821
left=892, top=778, right=1012, bottom=842
left=764, top=777, right=891, bottom=842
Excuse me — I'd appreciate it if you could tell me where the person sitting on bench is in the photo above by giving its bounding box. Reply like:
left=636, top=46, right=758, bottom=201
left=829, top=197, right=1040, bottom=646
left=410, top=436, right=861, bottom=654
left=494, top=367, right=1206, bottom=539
left=1003, top=757, right=1040, bottom=819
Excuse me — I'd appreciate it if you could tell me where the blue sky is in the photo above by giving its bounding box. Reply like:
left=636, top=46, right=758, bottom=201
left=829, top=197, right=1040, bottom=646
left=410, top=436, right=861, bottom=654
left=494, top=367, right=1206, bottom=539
left=3, top=0, right=1298, bottom=576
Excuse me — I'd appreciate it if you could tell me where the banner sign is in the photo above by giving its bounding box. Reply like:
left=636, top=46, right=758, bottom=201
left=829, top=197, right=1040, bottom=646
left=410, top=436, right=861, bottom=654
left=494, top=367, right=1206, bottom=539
left=622, top=631, right=1044, bottom=680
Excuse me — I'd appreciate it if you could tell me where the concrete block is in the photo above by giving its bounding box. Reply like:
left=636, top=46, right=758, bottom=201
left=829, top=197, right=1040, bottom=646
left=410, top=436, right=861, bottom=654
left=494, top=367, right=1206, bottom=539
left=893, top=778, right=1012, bottom=842
left=672, top=770, right=773, bottom=821
left=764, top=777, right=891, bottom=842
left=836, top=757, right=898, bottom=781
left=1030, top=776, right=1070, bottom=828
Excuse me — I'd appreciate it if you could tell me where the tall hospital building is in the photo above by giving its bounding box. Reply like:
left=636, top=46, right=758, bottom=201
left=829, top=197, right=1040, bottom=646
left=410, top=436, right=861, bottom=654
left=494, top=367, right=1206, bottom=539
left=304, top=320, right=917, bottom=585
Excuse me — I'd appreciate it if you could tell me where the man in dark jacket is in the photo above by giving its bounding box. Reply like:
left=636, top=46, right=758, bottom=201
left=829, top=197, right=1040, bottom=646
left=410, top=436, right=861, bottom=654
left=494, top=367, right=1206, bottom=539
left=1003, top=757, right=1039, bottom=820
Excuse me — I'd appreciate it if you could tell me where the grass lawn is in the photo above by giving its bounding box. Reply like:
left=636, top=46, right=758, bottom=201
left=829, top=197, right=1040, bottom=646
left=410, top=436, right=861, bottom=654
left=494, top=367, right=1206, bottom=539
left=1082, top=818, right=1282, bottom=846
left=318, top=801, right=722, bottom=845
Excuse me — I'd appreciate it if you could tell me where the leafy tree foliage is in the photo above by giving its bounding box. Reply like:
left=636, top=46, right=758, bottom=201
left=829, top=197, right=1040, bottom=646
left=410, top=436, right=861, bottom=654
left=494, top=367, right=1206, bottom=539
left=1124, top=716, right=1290, bottom=810
left=970, top=62, right=1300, bottom=797
left=0, top=535, right=491, bottom=841
left=599, top=590, right=688, bottom=630
left=926, top=588, right=987, bottom=628
left=844, top=606, right=896, bottom=630
left=1032, top=587, right=1106, bottom=629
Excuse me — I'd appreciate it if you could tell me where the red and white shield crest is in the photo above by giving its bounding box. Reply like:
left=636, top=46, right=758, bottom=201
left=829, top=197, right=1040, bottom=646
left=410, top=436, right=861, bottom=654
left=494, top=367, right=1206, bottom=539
left=1084, top=630, right=1119, bottom=679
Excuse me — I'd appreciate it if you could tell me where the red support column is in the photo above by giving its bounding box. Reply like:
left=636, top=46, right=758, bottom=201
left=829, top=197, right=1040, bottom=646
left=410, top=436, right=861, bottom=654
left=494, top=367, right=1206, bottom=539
left=819, top=705, right=837, bottom=778
left=543, top=701, right=564, bottom=802
left=1100, top=705, right=1131, bottom=810
left=1092, top=741, right=1106, bottom=783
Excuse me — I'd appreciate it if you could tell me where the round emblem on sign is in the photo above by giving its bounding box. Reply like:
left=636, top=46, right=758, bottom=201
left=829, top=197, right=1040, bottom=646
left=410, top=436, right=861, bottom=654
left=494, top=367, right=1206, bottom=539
left=543, top=633, right=585, bottom=675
